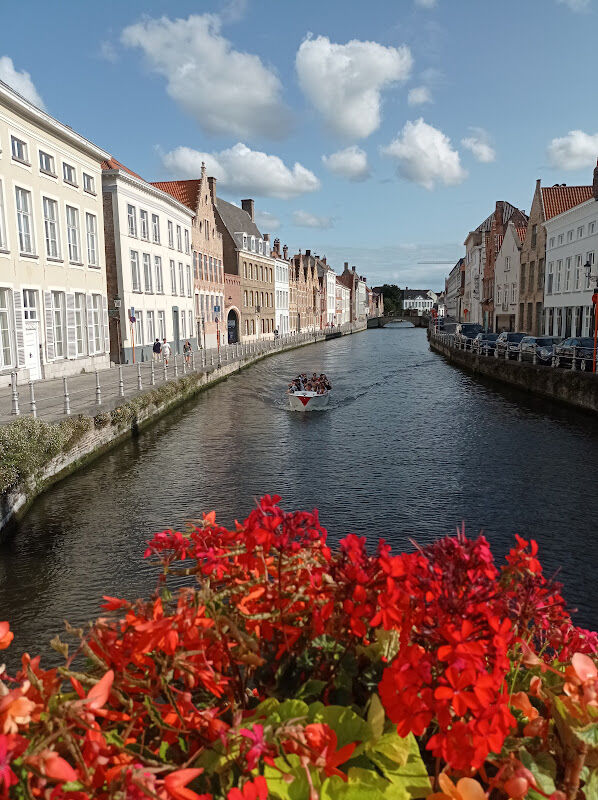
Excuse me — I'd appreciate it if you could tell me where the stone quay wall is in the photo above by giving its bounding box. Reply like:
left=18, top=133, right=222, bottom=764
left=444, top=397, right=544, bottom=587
left=0, top=323, right=367, bottom=533
left=429, top=332, right=598, bottom=413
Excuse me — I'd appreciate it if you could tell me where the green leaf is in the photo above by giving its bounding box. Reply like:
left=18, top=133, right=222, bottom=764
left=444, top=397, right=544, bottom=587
left=61, top=782, right=86, bottom=792
left=367, top=732, right=431, bottom=799
left=583, top=767, right=598, bottom=800
left=159, top=740, right=169, bottom=761
left=295, top=680, right=327, bottom=702
left=574, top=722, right=598, bottom=747
left=518, top=749, right=556, bottom=795
left=271, top=699, right=310, bottom=724
left=263, top=755, right=318, bottom=800
left=367, top=694, right=385, bottom=741
left=307, top=704, right=371, bottom=748
left=321, top=773, right=390, bottom=800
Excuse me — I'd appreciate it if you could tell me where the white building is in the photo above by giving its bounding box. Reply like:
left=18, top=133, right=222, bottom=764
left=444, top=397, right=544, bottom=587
left=445, top=260, right=463, bottom=320
left=335, top=278, right=350, bottom=325
left=356, top=276, right=367, bottom=321
left=403, top=289, right=434, bottom=315
left=318, top=261, right=337, bottom=326
left=274, top=254, right=289, bottom=335
left=0, top=79, right=111, bottom=386
left=543, top=187, right=598, bottom=338
left=102, top=158, right=196, bottom=363
left=494, top=222, right=525, bottom=332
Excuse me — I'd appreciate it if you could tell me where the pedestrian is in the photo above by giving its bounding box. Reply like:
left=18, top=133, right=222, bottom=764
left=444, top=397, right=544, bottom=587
left=161, top=338, right=171, bottom=366
left=183, top=340, right=192, bottom=365
left=152, top=338, right=162, bottom=362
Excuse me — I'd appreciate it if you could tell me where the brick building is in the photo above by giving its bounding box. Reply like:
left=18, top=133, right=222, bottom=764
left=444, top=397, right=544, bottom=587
left=289, top=250, right=319, bottom=332
left=337, top=263, right=367, bottom=322
left=152, top=164, right=226, bottom=350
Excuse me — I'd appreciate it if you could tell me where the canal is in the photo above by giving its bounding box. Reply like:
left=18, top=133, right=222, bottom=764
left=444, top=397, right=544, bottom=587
left=1, top=324, right=597, bottom=665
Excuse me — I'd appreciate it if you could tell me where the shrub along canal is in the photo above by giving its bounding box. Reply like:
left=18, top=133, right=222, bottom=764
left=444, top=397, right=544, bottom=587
left=1, top=323, right=597, bottom=665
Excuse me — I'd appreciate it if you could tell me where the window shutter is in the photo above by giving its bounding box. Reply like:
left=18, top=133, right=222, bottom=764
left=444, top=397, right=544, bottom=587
left=44, top=291, right=55, bottom=360
left=86, top=294, right=94, bottom=354
left=12, top=289, right=25, bottom=367
left=66, top=293, right=77, bottom=358
left=102, top=294, right=109, bottom=354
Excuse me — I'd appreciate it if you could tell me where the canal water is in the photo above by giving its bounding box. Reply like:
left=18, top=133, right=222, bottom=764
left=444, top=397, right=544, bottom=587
left=1, top=324, right=597, bottom=666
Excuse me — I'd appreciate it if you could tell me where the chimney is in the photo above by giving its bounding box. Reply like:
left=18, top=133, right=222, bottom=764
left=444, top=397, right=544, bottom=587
left=305, top=249, right=311, bottom=257
left=273, top=238, right=280, bottom=255
left=264, top=233, right=270, bottom=244
left=344, top=261, right=349, bottom=271
left=201, top=161, right=206, bottom=179
left=241, top=199, right=254, bottom=221
left=322, top=256, right=326, bottom=265
left=593, top=159, right=598, bottom=201
left=207, top=176, right=217, bottom=203
left=283, top=244, right=288, bottom=259
left=352, top=266, right=356, bottom=273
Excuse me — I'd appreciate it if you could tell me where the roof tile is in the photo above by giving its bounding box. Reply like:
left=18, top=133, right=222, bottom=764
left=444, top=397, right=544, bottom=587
left=150, top=180, right=200, bottom=211
left=101, top=157, right=144, bottom=181
left=541, top=185, right=593, bottom=220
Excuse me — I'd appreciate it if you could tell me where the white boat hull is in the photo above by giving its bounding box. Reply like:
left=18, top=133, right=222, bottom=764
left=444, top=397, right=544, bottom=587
left=288, top=391, right=329, bottom=412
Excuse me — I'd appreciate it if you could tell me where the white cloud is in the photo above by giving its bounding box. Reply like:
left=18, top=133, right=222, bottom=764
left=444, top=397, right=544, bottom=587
left=547, top=130, right=598, bottom=170
left=99, top=41, right=118, bottom=62
left=292, top=210, right=334, bottom=229
left=0, top=56, right=45, bottom=109
left=122, top=14, right=289, bottom=139
left=556, top=0, right=591, bottom=11
left=415, top=0, right=437, bottom=7
left=381, top=118, right=466, bottom=190
left=255, top=210, right=281, bottom=232
left=295, top=34, right=412, bottom=139
left=461, top=127, right=496, bottom=163
left=322, top=146, right=370, bottom=181
left=162, top=143, right=320, bottom=199
left=408, top=86, right=432, bottom=106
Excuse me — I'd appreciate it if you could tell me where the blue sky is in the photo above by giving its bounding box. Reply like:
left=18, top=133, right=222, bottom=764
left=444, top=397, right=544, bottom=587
left=2, top=0, right=598, bottom=289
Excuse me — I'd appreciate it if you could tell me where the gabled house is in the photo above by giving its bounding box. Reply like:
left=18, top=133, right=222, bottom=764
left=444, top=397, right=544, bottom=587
left=494, top=222, right=526, bottom=331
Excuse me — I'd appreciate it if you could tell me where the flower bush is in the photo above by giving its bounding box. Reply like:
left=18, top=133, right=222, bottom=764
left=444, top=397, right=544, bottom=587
left=0, top=496, right=597, bottom=799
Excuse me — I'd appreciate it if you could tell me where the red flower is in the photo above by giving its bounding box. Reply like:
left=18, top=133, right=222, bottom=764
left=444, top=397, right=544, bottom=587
left=164, top=768, right=209, bottom=800
left=227, top=776, right=268, bottom=800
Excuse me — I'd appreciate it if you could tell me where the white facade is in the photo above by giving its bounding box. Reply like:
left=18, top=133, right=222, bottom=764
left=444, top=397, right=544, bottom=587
left=403, top=291, right=434, bottom=315
left=356, top=278, right=367, bottom=320
left=102, top=167, right=196, bottom=362
left=543, top=199, right=598, bottom=338
left=325, top=268, right=336, bottom=325
left=445, top=261, right=462, bottom=319
left=274, top=258, right=289, bottom=335
left=493, top=223, right=521, bottom=332
left=463, top=229, right=486, bottom=326
left=335, top=280, right=350, bottom=325
left=0, top=79, right=111, bottom=386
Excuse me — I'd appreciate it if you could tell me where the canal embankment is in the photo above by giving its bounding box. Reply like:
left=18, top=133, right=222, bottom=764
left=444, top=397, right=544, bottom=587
left=429, top=331, right=598, bottom=413
left=0, top=324, right=366, bottom=533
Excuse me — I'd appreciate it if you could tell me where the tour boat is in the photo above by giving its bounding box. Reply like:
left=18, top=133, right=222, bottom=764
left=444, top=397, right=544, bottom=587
left=288, top=390, right=330, bottom=412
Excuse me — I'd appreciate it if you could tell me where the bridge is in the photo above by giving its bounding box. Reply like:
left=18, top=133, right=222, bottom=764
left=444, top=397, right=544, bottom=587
left=367, top=314, right=429, bottom=329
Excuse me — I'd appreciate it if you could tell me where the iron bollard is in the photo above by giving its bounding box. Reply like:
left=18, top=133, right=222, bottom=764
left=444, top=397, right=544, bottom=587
left=150, top=360, right=155, bottom=385
left=118, top=365, right=125, bottom=397
left=183, top=355, right=187, bottom=374
left=202, top=351, right=206, bottom=368
left=137, top=362, right=143, bottom=390
left=163, top=360, right=168, bottom=381
left=10, top=372, right=19, bottom=416
left=571, top=354, right=577, bottom=371
left=95, top=371, right=102, bottom=406
left=29, top=380, right=37, bottom=418
left=494, top=347, right=498, bottom=358
left=63, top=377, right=71, bottom=416
left=191, top=351, right=195, bottom=371
left=211, top=353, right=214, bottom=366
left=518, top=349, right=522, bottom=362
left=174, top=353, right=178, bottom=377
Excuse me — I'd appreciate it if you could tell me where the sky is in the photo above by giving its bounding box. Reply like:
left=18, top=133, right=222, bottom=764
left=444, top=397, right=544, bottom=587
left=2, top=0, right=598, bottom=290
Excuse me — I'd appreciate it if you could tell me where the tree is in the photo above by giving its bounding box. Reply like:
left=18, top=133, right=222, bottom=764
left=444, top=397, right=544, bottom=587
left=378, top=284, right=403, bottom=315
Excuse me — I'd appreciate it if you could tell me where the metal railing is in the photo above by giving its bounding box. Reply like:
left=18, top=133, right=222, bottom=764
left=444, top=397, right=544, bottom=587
left=429, top=328, right=597, bottom=373
left=4, top=323, right=360, bottom=421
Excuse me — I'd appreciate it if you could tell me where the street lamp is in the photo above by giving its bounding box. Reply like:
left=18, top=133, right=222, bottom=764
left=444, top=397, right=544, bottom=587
left=584, top=260, right=598, bottom=372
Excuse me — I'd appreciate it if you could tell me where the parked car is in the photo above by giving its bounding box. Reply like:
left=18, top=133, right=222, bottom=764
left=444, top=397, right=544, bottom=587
left=472, top=332, right=498, bottom=354
left=553, top=337, right=595, bottom=370
left=519, top=336, right=562, bottom=364
left=495, top=332, right=527, bottom=359
left=455, top=323, right=483, bottom=345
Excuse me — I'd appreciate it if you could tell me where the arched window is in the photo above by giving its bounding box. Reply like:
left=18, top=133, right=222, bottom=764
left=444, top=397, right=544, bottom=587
left=250, top=290, right=254, bottom=306
left=244, top=290, right=248, bottom=306
left=251, top=319, right=255, bottom=334
left=262, top=319, right=265, bottom=333
left=245, top=319, right=249, bottom=335
left=243, top=262, right=247, bottom=278
left=261, top=291, right=264, bottom=306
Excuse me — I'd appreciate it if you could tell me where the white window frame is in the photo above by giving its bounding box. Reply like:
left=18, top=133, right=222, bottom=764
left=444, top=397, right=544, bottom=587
left=146, top=309, right=155, bottom=344
left=170, top=260, right=177, bottom=295
left=91, top=294, right=102, bottom=354
left=51, top=291, right=66, bottom=358
left=23, top=289, right=38, bottom=321
left=131, top=250, right=141, bottom=292
left=127, top=204, right=137, bottom=237
left=39, top=150, right=55, bottom=176
left=135, top=309, right=144, bottom=348
left=178, top=262, right=184, bottom=295
left=143, top=253, right=153, bottom=293
left=43, top=196, right=61, bottom=259
left=139, top=209, right=149, bottom=240
left=0, top=288, right=13, bottom=368
left=74, top=292, right=86, bottom=356
left=66, top=205, right=81, bottom=263
left=16, top=186, right=35, bottom=255
left=186, top=264, right=192, bottom=297
left=152, top=214, right=160, bottom=243
left=86, top=212, right=98, bottom=266
left=11, top=136, right=29, bottom=164
left=184, top=228, right=190, bottom=255
left=155, top=256, right=163, bottom=294
left=157, top=310, right=166, bottom=340
left=168, top=220, right=174, bottom=248
left=82, top=173, right=95, bottom=194
left=63, top=162, right=77, bottom=186
left=0, top=180, right=7, bottom=250
left=176, top=225, right=182, bottom=252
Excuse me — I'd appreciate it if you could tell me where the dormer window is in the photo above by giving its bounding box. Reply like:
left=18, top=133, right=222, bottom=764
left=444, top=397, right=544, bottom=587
left=251, top=236, right=255, bottom=252
left=258, top=240, right=263, bottom=254
left=242, top=233, right=248, bottom=249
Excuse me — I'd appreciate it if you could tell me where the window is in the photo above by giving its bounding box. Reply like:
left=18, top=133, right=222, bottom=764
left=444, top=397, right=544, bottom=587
left=143, top=253, right=153, bottom=292
left=139, top=210, right=149, bottom=240
left=157, top=310, right=166, bottom=340
left=186, top=265, right=192, bottom=297
left=135, top=310, right=143, bottom=348
left=575, top=255, right=582, bottom=289
left=170, top=260, right=177, bottom=294
left=578, top=226, right=584, bottom=239
left=558, top=234, right=564, bottom=245
left=244, top=290, right=248, bottom=306
left=152, top=214, right=160, bottom=243
left=538, top=258, right=545, bottom=290
left=63, top=163, right=77, bottom=186
left=531, top=224, right=537, bottom=249
left=243, top=233, right=247, bottom=249
left=184, top=229, right=190, bottom=254
left=547, top=262, right=553, bottom=294
left=42, top=197, right=60, bottom=258
left=11, top=136, right=28, bottom=164
left=205, top=220, right=209, bottom=241
left=258, top=240, right=263, bottom=255
left=39, top=151, right=55, bottom=175
left=91, top=294, right=102, bottom=353
left=586, top=252, right=595, bottom=288
left=520, top=263, right=526, bottom=294
left=127, top=204, right=137, bottom=237
left=131, top=251, right=141, bottom=291
left=511, top=283, right=516, bottom=303
left=250, top=290, right=254, bottom=306
left=549, top=237, right=555, bottom=248
left=66, top=205, right=81, bottom=262
left=83, top=173, right=95, bottom=194
left=75, top=293, right=86, bottom=355
left=0, top=180, right=6, bottom=250
left=15, top=187, right=34, bottom=254
left=567, top=230, right=573, bottom=242
left=176, top=225, right=182, bottom=251
left=204, top=254, right=208, bottom=280
left=565, top=257, right=571, bottom=291
left=23, top=289, right=38, bottom=320
left=0, top=288, right=12, bottom=368
left=590, top=222, right=596, bottom=235
left=497, top=286, right=501, bottom=305
left=181, top=311, right=187, bottom=339
left=168, top=220, right=174, bottom=248
left=251, top=236, right=255, bottom=252
left=155, top=256, right=163, bottom=293
left=178, top=262, right=184, bottom=295
left=51, top=291, right=66, bottom=358
left=147, top=310, right=155, bottom=344
left=188, top=310, right=193, bottom=337
left=86, top=213, right=98, bottom=266
left=556, top=260, right=562, bottom=291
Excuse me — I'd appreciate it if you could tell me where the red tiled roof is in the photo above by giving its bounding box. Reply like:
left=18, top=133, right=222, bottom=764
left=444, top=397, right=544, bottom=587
left=516, top=227, right=527, bottom=243
left=150, top=180, right=200, bottom=211
left=101, top=157, right=144, bottom=181
left=541, top=185, right=593, bottom=220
